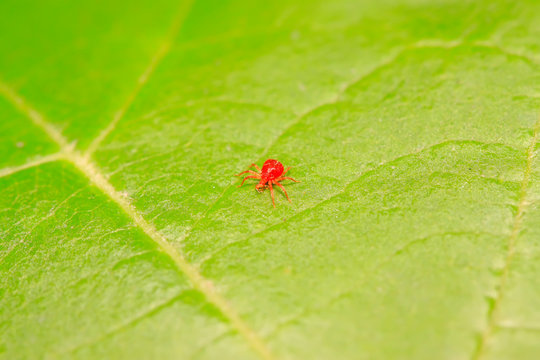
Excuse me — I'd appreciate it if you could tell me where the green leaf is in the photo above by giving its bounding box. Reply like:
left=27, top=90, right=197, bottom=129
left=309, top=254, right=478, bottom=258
left=1, top=0, right=540, bottom=359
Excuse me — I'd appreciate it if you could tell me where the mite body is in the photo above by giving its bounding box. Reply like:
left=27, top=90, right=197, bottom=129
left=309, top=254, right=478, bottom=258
left=235, top=159, right=299, bottom=207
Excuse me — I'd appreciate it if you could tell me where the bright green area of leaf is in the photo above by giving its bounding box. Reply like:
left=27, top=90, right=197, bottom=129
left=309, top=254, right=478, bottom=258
left=0, top=97, right=59, bottom=168
left=1, top=0, right=540, bottom=359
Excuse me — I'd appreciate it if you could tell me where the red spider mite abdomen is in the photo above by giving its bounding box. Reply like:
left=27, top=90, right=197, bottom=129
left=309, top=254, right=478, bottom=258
left=261, top=159, right=284, bottom=181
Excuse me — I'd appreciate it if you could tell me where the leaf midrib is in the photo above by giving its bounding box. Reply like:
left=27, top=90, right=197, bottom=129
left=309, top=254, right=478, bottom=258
left=0, top=2, right=276, bottom=357
left=0, top=78, right=277, bottom=360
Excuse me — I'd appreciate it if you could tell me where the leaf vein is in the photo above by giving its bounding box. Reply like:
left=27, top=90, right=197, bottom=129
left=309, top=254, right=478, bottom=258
left=0, top=81, right=276, bottom=360
left=0, top=152, right=63, bottom=179
left=56, top=292, right=184, bottom=356
left=197, top=139, right=521, bottom=266
left=85, top=0, right=195, bottom=156
left=471, top=111, right=540, bottom=360
left=1, top=187, right=85, bottom=266
left=175, top=44, right=416, bottom=249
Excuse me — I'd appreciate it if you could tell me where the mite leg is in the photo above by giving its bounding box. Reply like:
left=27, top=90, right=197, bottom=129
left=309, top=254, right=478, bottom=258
left=235, top=170, right=260, bottom=176
left=282, top=167, right=291, bottom=175
left=256, top=184, right=269, bottom=192
left=275, top=176, right=300, bottom=183
left=239, top=175, right=260, bottom=187
left=274, top=181, right=291, bottom=202
left=268, top=181, right=276, bottom=208
left=250, top=163, right=262, bottom=172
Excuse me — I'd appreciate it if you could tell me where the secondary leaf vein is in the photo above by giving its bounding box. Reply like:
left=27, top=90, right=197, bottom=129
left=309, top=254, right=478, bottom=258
left=471, top=112, right=540, bottom=360
left=197, top=139, right=519, bottom=266
left=85, top=0, right=195, bottom=156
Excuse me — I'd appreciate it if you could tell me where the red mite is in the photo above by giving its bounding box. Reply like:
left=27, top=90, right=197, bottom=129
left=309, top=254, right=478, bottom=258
left=235, top=159, right=300, bottom=208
